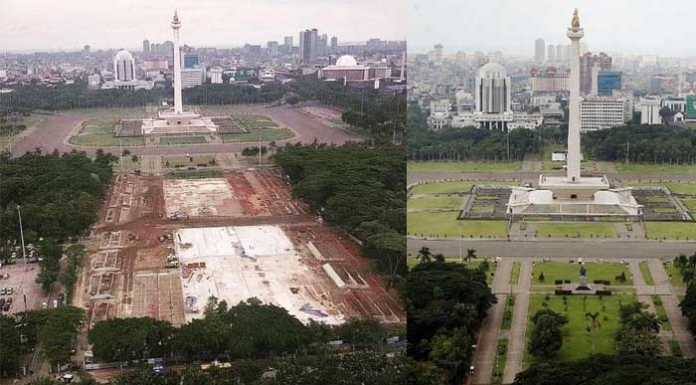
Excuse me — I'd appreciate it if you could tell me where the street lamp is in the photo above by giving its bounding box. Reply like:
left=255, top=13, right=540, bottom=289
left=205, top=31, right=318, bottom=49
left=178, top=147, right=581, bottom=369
left=16, top=204, right=26, bottom=263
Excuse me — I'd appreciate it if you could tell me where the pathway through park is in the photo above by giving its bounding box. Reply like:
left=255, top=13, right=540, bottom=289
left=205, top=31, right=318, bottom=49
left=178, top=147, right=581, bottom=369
left=502, top=258, right=532, bottom=384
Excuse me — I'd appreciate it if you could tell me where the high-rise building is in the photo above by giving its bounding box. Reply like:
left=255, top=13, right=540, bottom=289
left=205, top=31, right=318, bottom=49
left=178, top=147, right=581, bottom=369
left=267, top=41, right=279, bottom=57
left=143, top=39, right=150, bottom=53
left=114, top=50, right=136, bottom=82
left=580, top=96, right=625, bottom=131
left=547, top=44, right=556, bottom=62
left=319, top=33, right=328, bottom=56
left=579, top=52, right=612, bottom=95
left=432, top=44, right=443, bottom=63
left=474, top=62, right=513, bottom=129
left=83, top=45, right=91, bottom=53
left=534, top=38, right=545, bottom=63
left=530, top=67, right=569, bottom=93
left=299, top=28, right=318, bottom=64
left=183, top=53, right=200, bottom=69
left=330, top=36, right=338, bottom=51
left=640, top=97, right=662, bottom=125
left=597, top=71, right=622, bottom=96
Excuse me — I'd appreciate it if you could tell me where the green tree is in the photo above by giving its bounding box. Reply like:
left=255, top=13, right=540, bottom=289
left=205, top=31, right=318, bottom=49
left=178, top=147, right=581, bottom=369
left=528, top=309, right=568, bottom=359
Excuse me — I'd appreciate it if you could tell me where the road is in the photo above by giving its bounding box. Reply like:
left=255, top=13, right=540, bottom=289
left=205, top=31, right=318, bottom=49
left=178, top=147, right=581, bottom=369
left=11, top=105, right=359, bottom=157
left=408, top=238, right=696, bottom=258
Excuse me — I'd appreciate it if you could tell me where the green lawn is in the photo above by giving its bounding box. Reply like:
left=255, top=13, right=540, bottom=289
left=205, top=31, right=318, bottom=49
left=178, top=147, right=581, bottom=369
left=408, top=161, right=521, bottom=173
left=162, top=155, right=216, bottom=168
left=651, top=296, right=671, bottom=331
left=70, top=119, right=145, bottom=147
left=165, top=169, right=224, bottom=179
left=532, top=261, right=632, bottom=286
left=501, top=295, right=515, bottom=330
left=407, top=212, right=508, bottom=238
left=616, top=163, right=696, bottom=174
left=510, top=262, right=521, bottom=286
left=645, top=222, right=696, bottom=240
left=639, top=261, right=654, bottom=285
left=221, top=127, right=294, bottom=142
left=527, top=293, right=636, bottom=362
left=535, top=222, right=617, bottom=238
left=492, top=338, right=508, bottom=384
left=682, top=199, right=696, bottom=214
left=410, top=181, right=475, bottom=194
left=159, top=136, right=207, bottom=145
left=407, top=195, right=464, bottom=210
left=664, top=261, right=685, bottom=287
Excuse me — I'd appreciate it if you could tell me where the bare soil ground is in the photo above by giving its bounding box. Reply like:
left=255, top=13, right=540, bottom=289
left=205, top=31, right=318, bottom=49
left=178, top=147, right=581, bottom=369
left=75, top=169, right=403, bottom=329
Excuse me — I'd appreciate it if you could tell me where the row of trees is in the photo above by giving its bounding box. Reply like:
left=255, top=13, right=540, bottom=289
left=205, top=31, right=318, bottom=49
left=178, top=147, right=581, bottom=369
left=0, top=151, right=115, bottom=261
left=406, top=247, right=496, bottom=384
left=273, top=144, right=406, bottom=282
left=0, top=307, right=85, bottom=376
left=0, top=81, right=286, bottom=112
left=676, top=254, right=696, bottom=336
left=88, top=298, right=394, bottom=364
left=584, top=124, right=696, bottom=164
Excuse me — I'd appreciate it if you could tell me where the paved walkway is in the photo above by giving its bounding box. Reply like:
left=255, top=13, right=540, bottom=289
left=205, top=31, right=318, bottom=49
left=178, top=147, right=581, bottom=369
left=502, top=258, right=532, bottom=384
left=648, top=259, right=696, bottom=358
left=471, top=259, right=512, bottom=384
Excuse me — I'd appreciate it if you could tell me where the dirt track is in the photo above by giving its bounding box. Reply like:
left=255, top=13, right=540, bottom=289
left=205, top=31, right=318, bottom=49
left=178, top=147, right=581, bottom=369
left=11, top=105, right=359, bottom=157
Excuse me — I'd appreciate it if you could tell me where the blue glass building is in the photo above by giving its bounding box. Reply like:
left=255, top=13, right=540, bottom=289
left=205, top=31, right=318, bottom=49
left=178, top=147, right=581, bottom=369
left=597, top=71, right=621, bottom=96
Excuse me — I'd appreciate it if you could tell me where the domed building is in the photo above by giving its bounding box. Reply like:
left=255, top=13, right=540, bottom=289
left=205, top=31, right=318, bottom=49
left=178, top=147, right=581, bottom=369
left=318, top=55, right=390, bottom=83
left=474, top=62, right=513, bottom=129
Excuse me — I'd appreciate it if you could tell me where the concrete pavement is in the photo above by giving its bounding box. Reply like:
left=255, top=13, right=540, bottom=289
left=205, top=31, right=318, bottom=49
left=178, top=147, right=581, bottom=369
left=502, top=258, right=532, bottom=384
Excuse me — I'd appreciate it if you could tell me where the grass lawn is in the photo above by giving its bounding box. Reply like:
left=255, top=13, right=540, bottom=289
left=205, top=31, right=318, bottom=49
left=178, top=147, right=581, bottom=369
left=639, top=261, right=654, bottom=285
left=407, top=161, right=521, bottom=173
left=535, top=222, right=617, bottom=238
left=532, top=261, right=632, bottom=286
left=510, top=262, right=521, bottom=286
left=407, top=195, right=464, bottom=210
left=407, top=212, right=508, bottom=238
left=616, top=163, right=696, bottom=174
left=162, top=155, right=216, bottom=168
left=645, top=222, right=696, bottom=240
left=682, top=199, right=696, bottom=214
left=501, top=296, right=515, bottom=330
left=70, top=119, right=145, bottom=147
left=664, top=261, right=685, bottom=287
left=165, top=169, right=224, bottom=179
left=651, top=296, right=672, bottom=331
left=221, top=127, right=294, bottom=142
left=410, top=181, right=475, bottom=194
left=159, top=136, right=207, bottom=145
left=492, top=338, right=508, bottom=384
left=527, top=293, right=636, bottom=362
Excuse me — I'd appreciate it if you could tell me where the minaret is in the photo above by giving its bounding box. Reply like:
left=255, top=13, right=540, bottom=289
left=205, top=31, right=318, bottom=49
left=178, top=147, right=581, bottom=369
left=171, top=11, right=183, bottom=114
left=566, top=9, right=584, bottom=182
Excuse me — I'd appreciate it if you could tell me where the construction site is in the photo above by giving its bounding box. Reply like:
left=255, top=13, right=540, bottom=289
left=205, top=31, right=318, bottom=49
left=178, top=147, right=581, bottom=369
left=74, top=168, right=404, bottom=328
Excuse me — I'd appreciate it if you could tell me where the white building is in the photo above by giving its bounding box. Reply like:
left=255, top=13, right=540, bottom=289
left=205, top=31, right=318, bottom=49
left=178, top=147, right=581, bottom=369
left=640, top=96, right=662, bottom=125
left=474, top=62, right=513, bottom=129
left=580, top=96, right=626, bottom=131
left=509, top=112, right=543, bottom=130
left=181, top=67, right=205, bottom=88
left=209, top=67, right=223, bottom=84
left=87, top=74, right=101, bottom=89
left=428, top=99, right=451, bottom=131
left=114, top=50, right=136, bottom=82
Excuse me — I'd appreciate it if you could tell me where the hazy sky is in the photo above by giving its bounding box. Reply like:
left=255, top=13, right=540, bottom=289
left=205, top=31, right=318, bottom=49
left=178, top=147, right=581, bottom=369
left=0, top=0, right=406, bottom=52
left=410, top=0, right=696, bottom=57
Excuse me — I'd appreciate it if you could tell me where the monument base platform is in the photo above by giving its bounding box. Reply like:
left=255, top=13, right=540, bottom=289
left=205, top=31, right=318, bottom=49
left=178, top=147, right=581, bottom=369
left=507, top=174, right=643, bottom=218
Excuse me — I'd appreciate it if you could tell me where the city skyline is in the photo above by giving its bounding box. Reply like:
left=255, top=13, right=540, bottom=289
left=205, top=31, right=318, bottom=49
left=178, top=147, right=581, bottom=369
left=409, top=0, right=696, bottom=57
left=0, top=0, right=406, bottom=52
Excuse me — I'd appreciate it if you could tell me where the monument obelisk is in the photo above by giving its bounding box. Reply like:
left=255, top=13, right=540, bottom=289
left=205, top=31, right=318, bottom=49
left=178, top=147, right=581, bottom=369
left=566, top=9, right=583, bottom=183
left=171, top=11, right=183, bottom=114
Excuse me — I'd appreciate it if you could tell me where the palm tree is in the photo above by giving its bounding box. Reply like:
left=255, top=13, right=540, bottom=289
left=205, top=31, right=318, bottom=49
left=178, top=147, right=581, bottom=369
left=417, top=246, right=432, bottom=264
left=585, top=311, right=601, bottom=354
left=465, top=248, right=477, bottom=265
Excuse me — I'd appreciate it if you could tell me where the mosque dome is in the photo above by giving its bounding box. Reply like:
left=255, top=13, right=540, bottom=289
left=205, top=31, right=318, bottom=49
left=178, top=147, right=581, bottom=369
left=478, top=62, right=507, bottom=79
left=335, top=55, right=359, bottom=67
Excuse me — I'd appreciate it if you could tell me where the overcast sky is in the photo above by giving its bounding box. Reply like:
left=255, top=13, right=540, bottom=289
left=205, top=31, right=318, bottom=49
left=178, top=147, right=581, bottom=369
left=0, top=0, right=406, bottom=52
left=410, top=0, right=696, bottom=57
